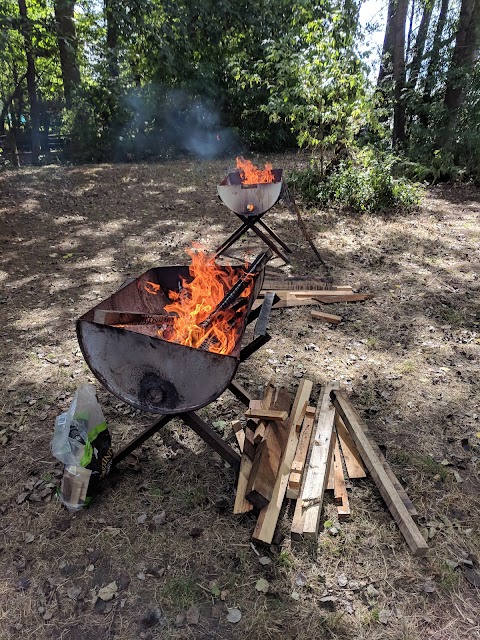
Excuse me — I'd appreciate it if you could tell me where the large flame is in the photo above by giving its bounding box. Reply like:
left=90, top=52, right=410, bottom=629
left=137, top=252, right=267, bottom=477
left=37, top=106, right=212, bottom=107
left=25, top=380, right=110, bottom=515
left=145, top=247, right=253, bottom=355
left=236, top=157, right=275, bottom=184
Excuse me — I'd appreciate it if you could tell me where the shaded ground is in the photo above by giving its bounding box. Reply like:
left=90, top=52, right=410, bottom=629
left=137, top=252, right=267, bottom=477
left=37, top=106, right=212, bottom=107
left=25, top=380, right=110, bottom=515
left=0, top=155, right=479, bottom=640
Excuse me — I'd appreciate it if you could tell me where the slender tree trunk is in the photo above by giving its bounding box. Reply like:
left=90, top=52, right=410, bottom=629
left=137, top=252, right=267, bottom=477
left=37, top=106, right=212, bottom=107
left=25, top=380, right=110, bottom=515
left=423, top=0, right=449, bottom=103
left=408, top=0, right=434, bottom=92
left=392, top=0, right=409, bottom=146
left=377, top=0, right=397, bottom=87
left=444, top=0, right=480, bottom=115
left=104, top=0, right=119, bottom=78
left=54, top=0, right=80, bottom=108
left=17, top=0, right=41, bottom=164
left=406, top=0, right=416, bottom=63
left=8, top=124, right=21, bottom=168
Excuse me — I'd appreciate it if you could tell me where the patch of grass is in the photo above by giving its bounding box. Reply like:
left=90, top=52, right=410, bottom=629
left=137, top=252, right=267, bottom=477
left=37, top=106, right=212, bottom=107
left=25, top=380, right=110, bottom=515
left=275, top=550, right=294, bottom=568
left=437, top=563, right=461, bottom=592
left=415, top=455, right=448, bottom=481
left=174, top=484, right=208, bottom=508
left=398, top=359, right=416, bottom=374
left=365, top=337, right=378, bottom=350
left=435, top=306, right=465, bottom=326
left=160, top=576, right=202, bottom=611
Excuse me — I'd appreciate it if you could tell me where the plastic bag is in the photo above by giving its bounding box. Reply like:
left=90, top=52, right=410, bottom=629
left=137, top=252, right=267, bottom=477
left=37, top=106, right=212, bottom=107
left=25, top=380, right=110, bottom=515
left=51, top=383, right=113, bottom=511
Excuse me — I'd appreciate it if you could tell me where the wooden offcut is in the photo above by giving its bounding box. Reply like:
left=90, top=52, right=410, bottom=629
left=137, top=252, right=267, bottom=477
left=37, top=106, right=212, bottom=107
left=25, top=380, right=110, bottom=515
left=233, top=420, right=256, bottom=514
left=333, top=438, right=351, bottom=520
left=232, top=420, right=245, bottom=453
left=252, top=379, right=313, bottom=544
left=286, top=405, right=316, bottom=499
left=313, top=293, right=374, bottom=304
left=311, top=310, right=343, bottom=325
left=334, top=414, right=366, bottom=479
left=291, top=382, right=339, bottom=541
left=245, top=388, right=292, bottom=510
left=245, top=408, right=288, bottom=422
left=332, top=391, right=428, bottom=556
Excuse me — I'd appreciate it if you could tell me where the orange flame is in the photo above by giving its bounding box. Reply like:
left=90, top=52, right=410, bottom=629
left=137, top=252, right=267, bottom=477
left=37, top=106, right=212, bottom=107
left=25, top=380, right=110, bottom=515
left=144, top=247, right=253, bottom=355
left=236, top=157, right=275, bottom=184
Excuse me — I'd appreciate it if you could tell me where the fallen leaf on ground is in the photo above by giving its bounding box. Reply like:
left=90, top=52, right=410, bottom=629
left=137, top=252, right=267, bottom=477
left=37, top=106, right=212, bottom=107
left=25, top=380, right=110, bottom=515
left=24, top=532, right=35, bottom=544
left=259, top=556, right=272, bottom=566
left=186, top=605, right=200, bottom=625
left=67, top=585, right=82, bottom=601
left=97, top=581, right=118, bottom=601
left=137, top=513, right=147, bottom=524
left=226, top=608, right=242, bottom=623
left=255, top=578, right=269, bottom=593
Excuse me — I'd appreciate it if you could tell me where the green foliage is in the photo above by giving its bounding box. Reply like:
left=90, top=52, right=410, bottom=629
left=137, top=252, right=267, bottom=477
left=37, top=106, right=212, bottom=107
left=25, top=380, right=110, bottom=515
left=289, top=148, right=421, bottom=214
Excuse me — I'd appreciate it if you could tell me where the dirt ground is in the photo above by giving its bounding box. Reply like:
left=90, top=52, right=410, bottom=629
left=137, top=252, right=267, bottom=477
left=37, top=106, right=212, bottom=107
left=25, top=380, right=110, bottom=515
left=0, top=154, right=479, bottom=640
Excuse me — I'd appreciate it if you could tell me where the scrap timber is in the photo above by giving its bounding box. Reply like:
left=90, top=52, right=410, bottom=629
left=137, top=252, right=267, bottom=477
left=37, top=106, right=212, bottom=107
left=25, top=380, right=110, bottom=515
left=232, top=379, right=426, bottom=556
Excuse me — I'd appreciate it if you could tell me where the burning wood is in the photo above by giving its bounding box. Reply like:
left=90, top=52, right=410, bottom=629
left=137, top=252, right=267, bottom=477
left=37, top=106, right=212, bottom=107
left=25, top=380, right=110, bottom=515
left=236, top=157, right=275, bottom=184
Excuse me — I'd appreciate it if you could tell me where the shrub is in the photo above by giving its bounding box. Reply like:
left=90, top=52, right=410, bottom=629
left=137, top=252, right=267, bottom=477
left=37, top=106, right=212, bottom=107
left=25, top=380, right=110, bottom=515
left=289, top=148, right=421, bottom=214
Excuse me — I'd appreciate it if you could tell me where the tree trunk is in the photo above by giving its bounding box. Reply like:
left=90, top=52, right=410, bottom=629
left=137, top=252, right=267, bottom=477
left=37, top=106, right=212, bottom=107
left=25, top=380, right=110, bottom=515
left=54, top=0, right=80, bottom=108
left=392, top=0, right=409, bottom=146
left=423, top=0, right=449, bottom=102
left=104, top=0, right=119, bottom=78
left=17, top=0, right=41, bottom=164
left=408, top=0, right=434, bottom=92
left=406, top=0, right=416, bottom=63
left=444, top=0, right=480, bottom=115
left=377, top=0, right=397, bottom=87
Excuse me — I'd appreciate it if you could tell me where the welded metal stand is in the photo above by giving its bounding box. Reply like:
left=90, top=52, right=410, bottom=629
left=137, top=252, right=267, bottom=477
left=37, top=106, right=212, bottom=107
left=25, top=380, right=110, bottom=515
left=111, top=293, right=278, bottom=472
left=215, top=211, right=293, bottom=264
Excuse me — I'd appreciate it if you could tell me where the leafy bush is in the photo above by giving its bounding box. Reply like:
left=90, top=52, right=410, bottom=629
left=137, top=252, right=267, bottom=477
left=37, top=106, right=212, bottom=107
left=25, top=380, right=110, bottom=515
left=289, top=148, right=421, bottom=214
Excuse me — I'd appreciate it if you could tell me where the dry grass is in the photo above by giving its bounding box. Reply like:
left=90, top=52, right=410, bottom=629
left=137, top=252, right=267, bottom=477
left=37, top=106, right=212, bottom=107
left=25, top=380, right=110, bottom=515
left=0, top=156, right=479, bottom=639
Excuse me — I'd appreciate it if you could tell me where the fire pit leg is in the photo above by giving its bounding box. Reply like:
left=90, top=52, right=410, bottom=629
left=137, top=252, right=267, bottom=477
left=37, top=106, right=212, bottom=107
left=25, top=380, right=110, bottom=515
left=215, top=217, right=259, bottom=258
left=182, top=412, right=241, bottom=470
left=112, top=414, right=174, bottom=467
left=257, top=219, right=293, bottom=253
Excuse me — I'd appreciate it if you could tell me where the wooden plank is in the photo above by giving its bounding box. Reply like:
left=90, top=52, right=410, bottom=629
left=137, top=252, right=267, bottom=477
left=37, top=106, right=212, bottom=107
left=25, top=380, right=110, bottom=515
left=313, top=293, right=374, bottom=304
left=232, top=420, right=245, bottom=453
left=326, top=452, right=335, bottom=491
left=311, top=310, right=342, bottom=325
left=245, top=408, right=288, bottom=422
left=286, top=405, right=316, bottom=499
left=259, top=290, right=364, bottom=299
left=252, top=382, right=276, bottom=444
left=332, top=391, right=428, bottom=556
left=252, top=379, right=313, bottom=544
left=245, top=388, right=292, bottom=510
left=233, top=419, right=255, bottom=514
left=272, top=297, right=319, bottom=309
left=332, top=437, right=351, bottom=521
left=335, top=414, right=366, bottom=479
left=291, top=382, right=339, bottom=541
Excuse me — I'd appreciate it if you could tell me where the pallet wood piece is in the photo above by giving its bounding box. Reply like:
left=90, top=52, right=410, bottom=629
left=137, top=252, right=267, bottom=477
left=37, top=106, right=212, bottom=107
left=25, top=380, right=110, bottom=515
left=245, top=408, right=288, bottom=422
left=259, top=290, right=364, bottom=299
left=272, top=297, right=319, bottom=309
left=313, top=293, right=374, bottom=304
left=332, top=438, right=351, bottom=521
left=326, top=451, right=335, bottom=491
left=252, top=379, right=313, bottom=544
left=286, top=405, right=316, bottom=499
left=232, top=420, right=245, bottom=453
left=334, top=414, right=366, bottom=479
left=245, top=388, right=292, bottom=510
left=233, top=420, right=256, bottom=514
left=311, top=310, right=342, bottom=325
left=261, top=279, right=352, bottom=292
left=332, top=391, right=428, bottom=556
left=251, top=382, right=277, bottom=444
left=291, top=382, right=339, bottom=541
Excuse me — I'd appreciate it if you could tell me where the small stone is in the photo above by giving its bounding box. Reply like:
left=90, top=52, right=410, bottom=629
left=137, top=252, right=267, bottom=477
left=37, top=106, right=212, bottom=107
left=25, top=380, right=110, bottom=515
left=295, top=572, right=307, bottom=588
left=337, top=574, right=348, bottom=587
left=259, top=556, right=272, bottom=566
left=152, top=511, right=166, bottom=525
left=186, top=605, right=200, bottom=625
left=366, top=584, right=379, bottom=599
left=328, top=527, right=338, bottom=536
left=175, top=612, right=186, bottom=628
left=137, top=513, right=147, bottom=524
left=378, top=609, right=391, bottom=625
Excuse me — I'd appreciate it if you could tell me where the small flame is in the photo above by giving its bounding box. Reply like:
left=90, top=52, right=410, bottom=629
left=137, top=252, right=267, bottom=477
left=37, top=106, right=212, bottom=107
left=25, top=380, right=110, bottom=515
left=236, top=157, right=275, bottom=184
left=143, top=246, right=253, bottom=355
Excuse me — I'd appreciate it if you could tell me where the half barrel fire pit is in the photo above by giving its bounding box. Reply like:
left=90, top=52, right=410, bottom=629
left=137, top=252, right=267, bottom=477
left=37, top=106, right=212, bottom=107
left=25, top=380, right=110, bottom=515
left=77, top=259, right=266, bottom=415
left=216, top=159, right=293, bottom=263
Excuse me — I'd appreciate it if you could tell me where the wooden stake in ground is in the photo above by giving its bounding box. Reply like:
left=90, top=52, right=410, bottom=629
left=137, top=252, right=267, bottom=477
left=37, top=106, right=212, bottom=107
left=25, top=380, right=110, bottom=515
left=291, top=382, right=339, bottom=541
left=331, top=391, right=428, bottom=556
left=252, top=379, right=313, bottom=544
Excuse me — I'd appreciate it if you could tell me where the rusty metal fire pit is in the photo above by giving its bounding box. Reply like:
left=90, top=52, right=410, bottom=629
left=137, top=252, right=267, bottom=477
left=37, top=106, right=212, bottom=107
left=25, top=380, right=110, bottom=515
left=216, top=166, right=292, bottom=263
left=77, top=262, right=265, bottom=415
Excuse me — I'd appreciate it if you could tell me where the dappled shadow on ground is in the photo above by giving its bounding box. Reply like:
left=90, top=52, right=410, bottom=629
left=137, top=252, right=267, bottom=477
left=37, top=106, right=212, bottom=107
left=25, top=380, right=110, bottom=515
left=0, top=158, right=479, bottom=640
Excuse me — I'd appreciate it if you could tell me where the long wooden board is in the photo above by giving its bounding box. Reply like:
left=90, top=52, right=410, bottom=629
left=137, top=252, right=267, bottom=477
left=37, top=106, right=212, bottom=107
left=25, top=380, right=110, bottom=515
left=333, top=438, right=351, bottom=520
left=291, top=382, right=339, bottom=541
left=332, top=391, right=428, bottom=556
left=252, top=379, right=313, bottom=544
left=286, top=405, right=316, bottom=499
left=259, top=290, right=364, bottom=299
left=313, top=294, right=374, bottom=304
left=335, top=414, right=366, bottom=479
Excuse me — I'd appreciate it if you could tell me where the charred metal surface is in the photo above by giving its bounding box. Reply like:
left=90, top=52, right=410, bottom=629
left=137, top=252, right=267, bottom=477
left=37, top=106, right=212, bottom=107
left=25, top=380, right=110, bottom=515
left=77, top=263, right=264, bottom=414
left=217, top=169, right=283, bottom=216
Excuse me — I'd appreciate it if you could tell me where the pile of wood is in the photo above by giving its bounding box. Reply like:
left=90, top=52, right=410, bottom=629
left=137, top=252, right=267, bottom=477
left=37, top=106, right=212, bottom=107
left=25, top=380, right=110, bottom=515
left=255, top=274, right=374, bottom=325
left=233, top=380, right=428, bottom=557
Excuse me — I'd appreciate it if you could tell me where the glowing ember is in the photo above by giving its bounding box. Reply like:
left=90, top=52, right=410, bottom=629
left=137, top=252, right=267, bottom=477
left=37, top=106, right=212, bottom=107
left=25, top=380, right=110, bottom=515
left=144, top=247, right=253, bottom=355
left=236, top=157, right=275, bottom=185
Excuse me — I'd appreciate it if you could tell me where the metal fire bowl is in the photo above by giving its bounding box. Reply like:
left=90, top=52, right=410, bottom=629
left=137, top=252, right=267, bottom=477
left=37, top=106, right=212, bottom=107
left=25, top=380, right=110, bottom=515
left=76, top=264, right=264, bottom=414
left=217, top=168, right=283, bottom=216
